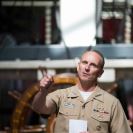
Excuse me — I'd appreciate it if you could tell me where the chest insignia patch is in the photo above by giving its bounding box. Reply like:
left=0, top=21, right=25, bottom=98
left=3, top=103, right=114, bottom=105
left=93, top=104, right=110, bottom=119
left=64, top=102, right=75, bottom=109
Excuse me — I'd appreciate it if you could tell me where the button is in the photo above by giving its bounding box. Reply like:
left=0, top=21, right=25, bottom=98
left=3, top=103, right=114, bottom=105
left=96, top=125, right=101, bottom=131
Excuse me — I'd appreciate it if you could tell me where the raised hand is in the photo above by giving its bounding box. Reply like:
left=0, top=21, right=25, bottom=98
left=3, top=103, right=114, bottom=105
left=40, top=75, right=53, bottom=92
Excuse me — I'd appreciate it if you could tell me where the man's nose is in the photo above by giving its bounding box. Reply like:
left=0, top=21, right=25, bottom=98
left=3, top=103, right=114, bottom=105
left=85, top=64, right=91, bottom=70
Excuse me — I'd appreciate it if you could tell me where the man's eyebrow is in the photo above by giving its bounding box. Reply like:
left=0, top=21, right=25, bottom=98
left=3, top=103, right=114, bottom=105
left=81, top=60, right=100, bottom=67
left=81, top=60, right=87, bottom=63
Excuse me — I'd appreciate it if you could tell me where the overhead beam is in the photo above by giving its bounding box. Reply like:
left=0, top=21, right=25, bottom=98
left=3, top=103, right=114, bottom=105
left=1, top=1, right=58, bottom=7
left=1, top=45, right=133, bottom=60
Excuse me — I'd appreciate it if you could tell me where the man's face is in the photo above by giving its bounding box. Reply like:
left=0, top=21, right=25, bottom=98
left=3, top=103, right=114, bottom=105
left=77, top=51, right=104, bottom=83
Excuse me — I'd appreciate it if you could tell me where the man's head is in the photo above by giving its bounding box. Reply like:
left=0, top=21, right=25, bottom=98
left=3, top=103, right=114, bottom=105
left=77, top=49, right=104, bottom=83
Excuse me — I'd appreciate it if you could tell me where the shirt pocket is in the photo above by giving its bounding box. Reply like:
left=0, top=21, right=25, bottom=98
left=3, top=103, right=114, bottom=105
left=91, top=112, right=110, bottom=122
left=91, top=102, right=110, bottom=122
left=91, top=112, right=110, bottom=133
left=58, top=101, right=79, bottom=118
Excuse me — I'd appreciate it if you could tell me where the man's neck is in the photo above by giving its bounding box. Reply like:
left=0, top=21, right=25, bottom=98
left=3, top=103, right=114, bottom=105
left=77, top=82, right=97, bottom=92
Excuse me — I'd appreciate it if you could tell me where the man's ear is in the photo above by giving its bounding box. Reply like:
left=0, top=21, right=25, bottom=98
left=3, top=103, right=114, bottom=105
left=77, top=62, right=80, bottom=72
left=98, top=69, right=104, bottom=77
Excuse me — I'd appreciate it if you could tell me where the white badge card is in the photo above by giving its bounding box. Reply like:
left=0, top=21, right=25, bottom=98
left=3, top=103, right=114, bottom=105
left=69, top=119, right=87, bottom=133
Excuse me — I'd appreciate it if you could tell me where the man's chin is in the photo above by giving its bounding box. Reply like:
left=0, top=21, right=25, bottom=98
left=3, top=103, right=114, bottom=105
left=81, top=78, right=92, bottom=82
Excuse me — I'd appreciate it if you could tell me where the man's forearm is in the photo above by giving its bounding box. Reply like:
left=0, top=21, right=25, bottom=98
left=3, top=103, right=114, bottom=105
left=32, top=91, right=48, bottom=114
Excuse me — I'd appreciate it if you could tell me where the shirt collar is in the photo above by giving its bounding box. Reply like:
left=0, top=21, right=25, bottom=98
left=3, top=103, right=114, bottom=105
left=91, top=86, right=104, bottom=102
left=67, top=85, right=104, bottom=102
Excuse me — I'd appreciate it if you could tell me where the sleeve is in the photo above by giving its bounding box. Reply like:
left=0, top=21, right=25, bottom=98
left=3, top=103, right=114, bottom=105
left=32, top=89, right=61, bottom=115
left=46, top=89, right=62, bottom=112
left=110, top=99, right=132, bottom=133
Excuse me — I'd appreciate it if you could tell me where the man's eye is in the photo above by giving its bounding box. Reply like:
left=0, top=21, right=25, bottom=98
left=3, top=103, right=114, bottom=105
left=90, top=63, right=99, bottom=68
left=81, top=61, right=99, bottom=68
left=90, top=64, right=97, bottom=67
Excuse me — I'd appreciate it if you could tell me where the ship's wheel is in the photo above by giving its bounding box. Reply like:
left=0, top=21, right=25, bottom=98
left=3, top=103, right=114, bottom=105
left=10, top=73, right=78, bottom=133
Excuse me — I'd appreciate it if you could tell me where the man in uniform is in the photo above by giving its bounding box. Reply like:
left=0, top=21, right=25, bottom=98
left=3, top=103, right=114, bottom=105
left=32, top=49, right=132, bottom=133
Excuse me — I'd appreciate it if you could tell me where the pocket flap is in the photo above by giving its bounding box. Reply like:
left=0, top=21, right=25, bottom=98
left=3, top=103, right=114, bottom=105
left=91, top=109, right=110, bottom=122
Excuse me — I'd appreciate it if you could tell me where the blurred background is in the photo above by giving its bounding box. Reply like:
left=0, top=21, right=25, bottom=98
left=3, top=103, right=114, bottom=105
left=0, top=0, right=133, bottom=132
